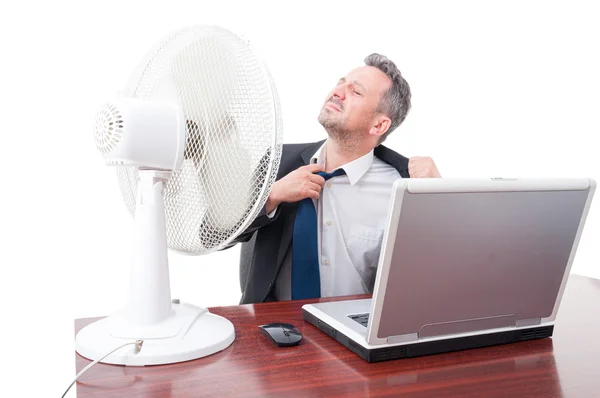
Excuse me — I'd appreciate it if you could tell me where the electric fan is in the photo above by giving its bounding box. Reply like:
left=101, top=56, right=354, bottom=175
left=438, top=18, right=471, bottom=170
left=75, top=25, right=283, bottom=366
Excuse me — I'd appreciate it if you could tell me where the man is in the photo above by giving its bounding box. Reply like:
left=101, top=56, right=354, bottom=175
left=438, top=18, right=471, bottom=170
left=231, top=53, right=441, bottom=304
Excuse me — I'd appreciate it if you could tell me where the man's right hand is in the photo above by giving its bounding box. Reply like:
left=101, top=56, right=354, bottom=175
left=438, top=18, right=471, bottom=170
left=266, top=164, right=326, bottom=214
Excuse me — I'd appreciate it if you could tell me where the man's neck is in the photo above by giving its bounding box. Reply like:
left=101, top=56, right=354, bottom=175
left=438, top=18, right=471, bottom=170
left=324, top=139, right=373, bottom=172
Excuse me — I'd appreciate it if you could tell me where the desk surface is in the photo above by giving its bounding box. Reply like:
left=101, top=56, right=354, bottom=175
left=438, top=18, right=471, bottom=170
left=74, top=274, right=600, bottom=397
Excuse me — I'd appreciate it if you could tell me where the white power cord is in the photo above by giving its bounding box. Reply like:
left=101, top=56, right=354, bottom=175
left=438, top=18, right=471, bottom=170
left=62, top=340, right=144, bottom=398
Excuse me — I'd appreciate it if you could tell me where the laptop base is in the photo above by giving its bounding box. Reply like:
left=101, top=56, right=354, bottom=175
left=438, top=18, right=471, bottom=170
left=302, top=309, right=554, bottom=363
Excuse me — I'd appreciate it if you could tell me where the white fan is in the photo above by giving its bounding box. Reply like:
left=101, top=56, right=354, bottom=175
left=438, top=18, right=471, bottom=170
left=76, top=25, right=283, bottom=366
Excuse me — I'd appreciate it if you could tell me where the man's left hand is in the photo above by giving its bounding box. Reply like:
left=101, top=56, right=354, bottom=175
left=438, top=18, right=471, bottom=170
left=408, top=156, right=441, bottom=178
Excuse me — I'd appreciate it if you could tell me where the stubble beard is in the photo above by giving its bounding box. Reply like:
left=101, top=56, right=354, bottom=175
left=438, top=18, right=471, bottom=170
left=318, top=108, right=362, bottom=154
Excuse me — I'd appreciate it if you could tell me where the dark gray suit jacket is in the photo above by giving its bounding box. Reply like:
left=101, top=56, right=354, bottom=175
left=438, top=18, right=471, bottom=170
left=226, top=140, right=411, bottom=304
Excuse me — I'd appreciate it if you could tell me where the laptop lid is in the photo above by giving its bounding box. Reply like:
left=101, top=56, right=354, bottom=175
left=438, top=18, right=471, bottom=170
left=366, top=178, right=595, bottom=346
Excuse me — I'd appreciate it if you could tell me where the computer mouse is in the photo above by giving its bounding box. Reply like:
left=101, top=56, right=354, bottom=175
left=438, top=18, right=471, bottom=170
left=258, top=322, right=303, bottom=347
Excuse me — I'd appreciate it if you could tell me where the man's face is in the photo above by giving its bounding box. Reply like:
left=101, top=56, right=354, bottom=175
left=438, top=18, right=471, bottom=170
left=318, top=65, right=391, bottom=141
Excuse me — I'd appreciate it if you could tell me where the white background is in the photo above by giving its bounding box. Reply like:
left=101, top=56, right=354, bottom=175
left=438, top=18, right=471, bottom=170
left=1, top=0, right=599, bottom=396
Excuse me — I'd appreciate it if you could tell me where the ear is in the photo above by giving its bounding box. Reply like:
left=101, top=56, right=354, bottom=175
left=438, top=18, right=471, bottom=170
left=368, top=116, right=391, bottom=138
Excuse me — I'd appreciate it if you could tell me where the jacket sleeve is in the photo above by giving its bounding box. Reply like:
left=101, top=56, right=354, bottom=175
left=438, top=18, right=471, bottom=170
left=219, top=200, right=282, bottom=250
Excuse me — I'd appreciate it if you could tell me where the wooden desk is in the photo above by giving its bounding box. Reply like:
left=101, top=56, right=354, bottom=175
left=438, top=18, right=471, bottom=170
left=74, top=275, right=600, bottom=397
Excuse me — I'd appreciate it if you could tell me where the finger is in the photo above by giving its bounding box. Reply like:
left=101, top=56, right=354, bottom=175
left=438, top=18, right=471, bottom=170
left=408, top=159, right=419, bottom=171
left=410, top=167, right=428, bottom=178
left=409, top=161, right=429, bottom=172
left=409, top=157, right=431, bottom=167
left=309, top=182, right=322, bottom=193
left=408, top=157, right=422, bottom=166
left=409, top=159, right=425, bottom=169
left=305, top=188, right=320, bottom=200
left=309, top=173, right=326, bottom=186
left=409, top=165, right=422, bottom=176
left=304, top=163, right=325, bottom=173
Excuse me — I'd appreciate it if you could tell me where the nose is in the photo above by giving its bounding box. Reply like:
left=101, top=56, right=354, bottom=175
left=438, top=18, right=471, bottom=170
left=332, top=83, right=346, bottom=100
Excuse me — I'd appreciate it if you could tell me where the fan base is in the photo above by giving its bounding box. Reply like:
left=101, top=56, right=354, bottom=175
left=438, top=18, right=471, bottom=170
left=75, top=302, right=235, bottom=366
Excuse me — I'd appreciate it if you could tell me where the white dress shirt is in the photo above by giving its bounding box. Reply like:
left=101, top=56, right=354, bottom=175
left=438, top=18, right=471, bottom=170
left=274, top=141, right=401, bottom=300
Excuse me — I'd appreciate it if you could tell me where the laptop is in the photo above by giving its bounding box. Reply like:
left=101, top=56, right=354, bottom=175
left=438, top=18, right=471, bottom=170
left=302, top=177, right=595, bottom=362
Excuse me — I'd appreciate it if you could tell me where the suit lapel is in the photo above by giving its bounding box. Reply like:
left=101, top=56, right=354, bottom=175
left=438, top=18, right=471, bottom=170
left=300, top=140, right=326, bottom=165
left=374, top=144, right=410, bottom=178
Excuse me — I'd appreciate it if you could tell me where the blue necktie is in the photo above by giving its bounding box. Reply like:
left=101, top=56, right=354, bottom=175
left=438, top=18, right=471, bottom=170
left=291, top=169, right=346, bottom=300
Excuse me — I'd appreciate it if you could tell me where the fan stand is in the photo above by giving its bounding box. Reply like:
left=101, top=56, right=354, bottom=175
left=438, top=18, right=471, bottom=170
left=75, top=170, right=235, bottom=366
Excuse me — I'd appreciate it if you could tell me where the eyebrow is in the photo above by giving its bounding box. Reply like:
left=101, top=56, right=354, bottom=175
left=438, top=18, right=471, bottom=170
left=337, top=77, right=367, bottom=92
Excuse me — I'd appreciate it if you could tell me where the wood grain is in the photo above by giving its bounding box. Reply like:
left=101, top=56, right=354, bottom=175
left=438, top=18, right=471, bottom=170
left=74, top=275, right=600, bottom=397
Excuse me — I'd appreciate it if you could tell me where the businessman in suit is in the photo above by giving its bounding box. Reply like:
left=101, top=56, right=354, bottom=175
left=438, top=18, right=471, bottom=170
left=229, top=53, right=441, bottom=304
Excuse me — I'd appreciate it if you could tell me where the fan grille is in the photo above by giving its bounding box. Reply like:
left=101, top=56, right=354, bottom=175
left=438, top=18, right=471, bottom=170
left=116, top=26, right=283, bottom=255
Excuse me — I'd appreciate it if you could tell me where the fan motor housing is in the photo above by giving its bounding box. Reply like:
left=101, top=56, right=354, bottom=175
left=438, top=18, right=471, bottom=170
left=94, top=98, right=186, bottom=170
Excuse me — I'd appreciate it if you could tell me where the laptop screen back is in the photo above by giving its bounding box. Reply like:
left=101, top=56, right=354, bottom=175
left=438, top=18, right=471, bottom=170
left=377, top=187, right=590, bottom=339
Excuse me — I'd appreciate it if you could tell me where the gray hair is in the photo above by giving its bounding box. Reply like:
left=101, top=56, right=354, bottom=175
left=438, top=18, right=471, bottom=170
left=364, top=53, right=411, bottom=143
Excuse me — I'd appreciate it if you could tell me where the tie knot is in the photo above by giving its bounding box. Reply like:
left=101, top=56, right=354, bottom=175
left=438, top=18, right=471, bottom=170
left=316, top=169, right=346, bottom=181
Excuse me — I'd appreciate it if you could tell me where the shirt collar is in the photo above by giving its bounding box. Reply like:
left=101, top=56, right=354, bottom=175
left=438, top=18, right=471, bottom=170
left=310, top=141, right=374, bottom=186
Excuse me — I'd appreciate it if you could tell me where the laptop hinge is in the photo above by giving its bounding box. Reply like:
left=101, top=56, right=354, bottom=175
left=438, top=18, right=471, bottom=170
left=387, top=333, right=418, bottom=345
left=515, top=318, right=542, bottom=327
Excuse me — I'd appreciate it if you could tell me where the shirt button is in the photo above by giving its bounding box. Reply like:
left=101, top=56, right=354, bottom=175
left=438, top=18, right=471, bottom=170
left=323, top=259, right=330, bottom=265
left=326, top=221, right=332, bottom=226
left=327, top=182, right=332, bottom=188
